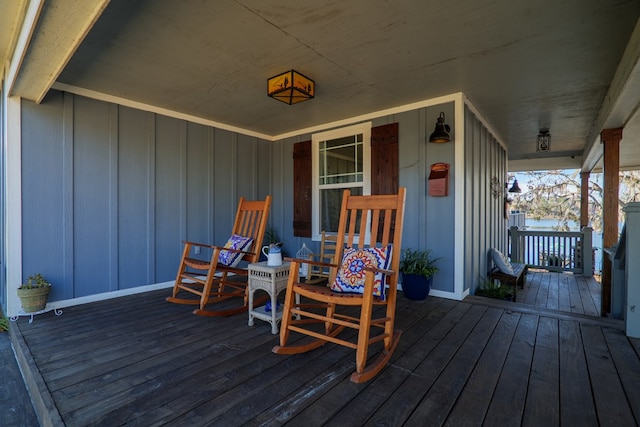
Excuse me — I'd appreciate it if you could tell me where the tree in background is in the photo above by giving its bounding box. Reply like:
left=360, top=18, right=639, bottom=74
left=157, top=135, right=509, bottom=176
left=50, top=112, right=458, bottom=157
left=511, top=169, right=640, bottom=233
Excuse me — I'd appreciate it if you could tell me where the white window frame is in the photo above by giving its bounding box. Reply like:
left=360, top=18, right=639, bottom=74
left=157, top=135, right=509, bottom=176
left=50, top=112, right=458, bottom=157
left=311, top=122, right=371, bottom=240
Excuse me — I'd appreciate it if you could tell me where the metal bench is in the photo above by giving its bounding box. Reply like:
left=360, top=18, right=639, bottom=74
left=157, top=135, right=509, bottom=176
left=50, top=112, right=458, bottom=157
left=489, top=263, right=527, bottom=302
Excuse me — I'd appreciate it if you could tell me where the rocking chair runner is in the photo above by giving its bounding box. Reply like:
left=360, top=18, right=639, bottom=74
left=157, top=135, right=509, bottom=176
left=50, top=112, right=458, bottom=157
left=167, top=196, right=271, bottom=317
left=273, top=188, right=406, bottom=383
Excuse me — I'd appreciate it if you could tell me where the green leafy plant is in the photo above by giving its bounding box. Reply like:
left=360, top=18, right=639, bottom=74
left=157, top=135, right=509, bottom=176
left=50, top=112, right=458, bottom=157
left=264, top=227, right=281, bottom=245
left=476, top=277, right=513, bottom=300
left=399, top=248, right=440, bottom=278
left=0, top=310, right=8, bottom=332
left=20, top=273, right=51, bottom=289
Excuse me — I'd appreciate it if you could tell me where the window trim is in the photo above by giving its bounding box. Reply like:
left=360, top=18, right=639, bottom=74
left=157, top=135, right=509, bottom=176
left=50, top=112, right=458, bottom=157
left=311, top=122, right=372, bottom=240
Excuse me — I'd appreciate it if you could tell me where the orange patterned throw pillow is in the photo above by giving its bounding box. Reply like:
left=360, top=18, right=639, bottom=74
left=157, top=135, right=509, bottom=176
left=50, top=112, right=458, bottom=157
left=330, top=246, right=392, bottom=299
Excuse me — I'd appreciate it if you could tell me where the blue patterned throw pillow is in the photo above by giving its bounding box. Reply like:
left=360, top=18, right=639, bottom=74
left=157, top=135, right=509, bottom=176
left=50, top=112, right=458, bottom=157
left=330, top=245, right=392, bottom=299
left=218, top=234, right=253, bottom=267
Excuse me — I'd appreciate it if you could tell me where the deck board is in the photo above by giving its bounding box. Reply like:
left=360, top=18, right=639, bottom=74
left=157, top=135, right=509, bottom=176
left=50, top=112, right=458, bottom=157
left=406, top=307, right=504, bottom=425
left=514, top=269, right=601, bottom=316
left=581, top=324, right=637, bottom=426
left=558, top=320, right=598, bottom=426
left=8, top=273, right=640, bottom=426
left=443, top=309, right=521, bottom=426
left=523, top=316, right=559, bottom=426
left=483, top=313, right=537, bottom=426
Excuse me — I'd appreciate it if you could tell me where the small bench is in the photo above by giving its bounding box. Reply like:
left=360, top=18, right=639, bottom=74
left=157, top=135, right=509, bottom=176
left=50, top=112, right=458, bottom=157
left=489, top=262, right=527, bottom=301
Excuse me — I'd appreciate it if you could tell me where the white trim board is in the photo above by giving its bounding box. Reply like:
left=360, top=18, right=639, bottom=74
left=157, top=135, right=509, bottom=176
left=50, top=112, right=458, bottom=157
left=52, top=82, right=463, bottom=143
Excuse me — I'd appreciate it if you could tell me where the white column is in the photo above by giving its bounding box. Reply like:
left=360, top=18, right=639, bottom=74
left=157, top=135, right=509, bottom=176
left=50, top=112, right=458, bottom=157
left=624, top=203, right=640, bottom=338
left=4, top=96, right=22, bottom=316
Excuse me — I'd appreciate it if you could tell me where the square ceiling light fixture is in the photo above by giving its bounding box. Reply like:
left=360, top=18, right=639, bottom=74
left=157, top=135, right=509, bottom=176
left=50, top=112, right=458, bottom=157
left=537, top=130, right=551, bottom=152
left=267, top=70, right=315, bottom=105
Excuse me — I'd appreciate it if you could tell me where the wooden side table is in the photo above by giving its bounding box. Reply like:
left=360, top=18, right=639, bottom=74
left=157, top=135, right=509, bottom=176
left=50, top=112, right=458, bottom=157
left=248, top=261, right=291, bottom=334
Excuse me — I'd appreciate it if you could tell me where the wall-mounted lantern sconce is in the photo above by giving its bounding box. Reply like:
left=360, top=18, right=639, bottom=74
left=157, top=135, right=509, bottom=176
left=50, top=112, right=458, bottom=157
left=508, top=178, right=522, bottom=193
left=490, top=176, right=502, bottom=198
left=267, top=70, right=315, bottom=105
left=428, top=112, right=451, bottom=143
left=537, top=130, right=551, bottom=152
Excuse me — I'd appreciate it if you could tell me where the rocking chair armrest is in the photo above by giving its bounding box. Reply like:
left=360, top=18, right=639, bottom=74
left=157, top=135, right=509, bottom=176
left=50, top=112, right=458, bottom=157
left=183, top=241, right=255, bottom=257
left=364, top=266, right=396, bottom=277
left=183, top=240, right=215, bottom=249
left=210, top=245, right=256, bottom=257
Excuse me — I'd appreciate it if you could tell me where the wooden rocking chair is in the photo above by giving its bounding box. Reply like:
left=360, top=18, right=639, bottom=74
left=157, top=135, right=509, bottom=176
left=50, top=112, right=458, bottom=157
left=304, top=230, right=338, bottom=285
left=273, top=188, right=406, bottom=383
left=166, top=196, right=271, bottom=317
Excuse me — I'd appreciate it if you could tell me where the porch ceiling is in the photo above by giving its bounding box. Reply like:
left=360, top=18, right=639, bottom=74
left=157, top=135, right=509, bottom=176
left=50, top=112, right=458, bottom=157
left=3, top=0, right=640, bottom=171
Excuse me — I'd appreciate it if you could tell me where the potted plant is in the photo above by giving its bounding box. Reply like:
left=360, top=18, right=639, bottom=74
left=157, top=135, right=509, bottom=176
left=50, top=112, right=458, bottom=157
left=399, top=248, right=440, bottom=300
left=17, top=273, right=51, bottom=313
left=262, top=227, right=284, bottom=262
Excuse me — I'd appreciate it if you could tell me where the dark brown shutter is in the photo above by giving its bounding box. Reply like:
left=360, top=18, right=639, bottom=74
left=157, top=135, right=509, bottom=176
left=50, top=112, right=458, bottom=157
left=293, top=140, right=312, bottom=237
left=371, top=123, right=399, bottom=195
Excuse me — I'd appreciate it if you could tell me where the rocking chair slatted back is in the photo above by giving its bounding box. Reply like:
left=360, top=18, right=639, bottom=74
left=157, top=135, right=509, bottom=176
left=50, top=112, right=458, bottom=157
left=233, top=199, right=270, bottom=264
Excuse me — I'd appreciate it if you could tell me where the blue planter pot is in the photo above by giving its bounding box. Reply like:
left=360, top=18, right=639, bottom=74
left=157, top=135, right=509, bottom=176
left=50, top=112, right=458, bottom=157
left=401, top=274, right=432, bottom=300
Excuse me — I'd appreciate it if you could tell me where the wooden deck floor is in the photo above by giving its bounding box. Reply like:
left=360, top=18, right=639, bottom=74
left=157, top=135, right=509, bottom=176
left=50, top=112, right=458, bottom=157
left=515, top=269, right=601, bottom=316
left=10, top=281, right=640, bottom=426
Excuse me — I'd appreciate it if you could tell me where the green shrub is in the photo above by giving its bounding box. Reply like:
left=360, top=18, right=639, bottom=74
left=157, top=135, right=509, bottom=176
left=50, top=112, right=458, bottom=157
left=476, top=277, right=513, bottom=300
left=20, top=273, right=51, bottom=289
left=399, top=248, right=440, bottom=278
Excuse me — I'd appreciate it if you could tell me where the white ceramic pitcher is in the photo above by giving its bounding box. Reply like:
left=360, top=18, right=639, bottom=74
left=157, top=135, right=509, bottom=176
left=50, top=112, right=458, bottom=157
left=262, top=244, right=282, bottom=266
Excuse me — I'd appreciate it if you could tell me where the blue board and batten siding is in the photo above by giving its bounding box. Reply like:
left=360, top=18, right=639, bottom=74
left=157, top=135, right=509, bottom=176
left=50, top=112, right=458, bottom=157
left=18, top=90, right=505, bottom=307
left=21, top=91, right=272, bottom=302
left=464, top=105, right=508, bottom=290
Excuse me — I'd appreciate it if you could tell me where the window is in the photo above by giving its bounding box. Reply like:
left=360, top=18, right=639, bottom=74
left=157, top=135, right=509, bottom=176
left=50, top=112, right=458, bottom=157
left=293, top=122, right=398, bottom=239
left=312, top=123, right=371, bottom=239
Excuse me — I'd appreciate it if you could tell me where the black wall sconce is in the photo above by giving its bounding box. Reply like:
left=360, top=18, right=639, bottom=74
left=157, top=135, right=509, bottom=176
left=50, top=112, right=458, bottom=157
left=429, top=112, right=451, bottom=143
left=508, top=178, right=522, bottom=193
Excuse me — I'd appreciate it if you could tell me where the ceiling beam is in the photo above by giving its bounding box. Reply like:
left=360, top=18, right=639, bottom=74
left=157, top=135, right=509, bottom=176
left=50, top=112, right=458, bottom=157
left=9, top=0, right=110, bottom=103
left=582, top=18, right=640, bottom=172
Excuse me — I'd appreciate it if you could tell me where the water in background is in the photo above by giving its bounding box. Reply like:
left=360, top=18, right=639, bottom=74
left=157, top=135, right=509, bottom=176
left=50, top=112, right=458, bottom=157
left=525, top=218, right=603, bottom=273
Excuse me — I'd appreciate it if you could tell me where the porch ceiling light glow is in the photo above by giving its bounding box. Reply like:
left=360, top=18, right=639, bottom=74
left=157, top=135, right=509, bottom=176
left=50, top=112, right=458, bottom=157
left=537, top=130, right=551, bottom=152
left=267, top=70, right=315, bottom=105
left=428, top=112, right=451, bottom=143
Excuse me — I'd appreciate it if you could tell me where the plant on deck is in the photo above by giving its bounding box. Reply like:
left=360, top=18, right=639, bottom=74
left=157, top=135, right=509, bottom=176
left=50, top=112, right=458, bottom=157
left=476, top=277, right=513, bottom=301
left=20, top=273, right=51, bottom=289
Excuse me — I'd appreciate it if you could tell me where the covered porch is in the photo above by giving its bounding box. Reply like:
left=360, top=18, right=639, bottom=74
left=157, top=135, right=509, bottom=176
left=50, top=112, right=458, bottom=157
left=9, top=276, right=638, bottom=426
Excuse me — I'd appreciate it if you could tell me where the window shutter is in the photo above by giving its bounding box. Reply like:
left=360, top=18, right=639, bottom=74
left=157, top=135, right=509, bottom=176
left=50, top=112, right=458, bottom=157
left=293, top=140, right=312, bottom=237
left=371, top=123, right=399, bottom=195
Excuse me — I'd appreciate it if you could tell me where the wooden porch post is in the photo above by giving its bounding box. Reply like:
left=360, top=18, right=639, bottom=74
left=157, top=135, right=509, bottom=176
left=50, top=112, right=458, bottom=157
left=601, top=128, right=622, bottom=317
left=580, top=172, right=590, bottom=228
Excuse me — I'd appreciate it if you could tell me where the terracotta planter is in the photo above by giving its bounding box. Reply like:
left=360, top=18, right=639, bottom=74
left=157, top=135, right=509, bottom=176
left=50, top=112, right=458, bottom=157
left=17, top=286, right=51, bottom=313
left=401, top=274, right=432, bottom=301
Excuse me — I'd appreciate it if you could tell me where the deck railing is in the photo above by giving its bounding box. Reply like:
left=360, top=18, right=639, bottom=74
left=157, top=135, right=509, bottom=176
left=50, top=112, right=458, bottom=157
left=509, top=226, right=593, bottom=276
